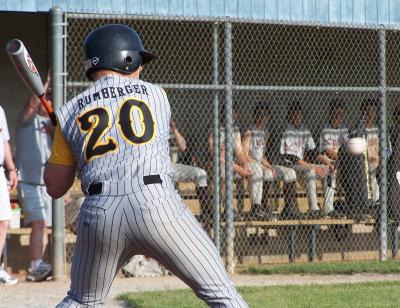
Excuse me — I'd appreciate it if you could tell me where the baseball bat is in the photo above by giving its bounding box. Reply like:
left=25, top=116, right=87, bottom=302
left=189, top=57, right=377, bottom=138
left=5, top=39, right=57, bottom=126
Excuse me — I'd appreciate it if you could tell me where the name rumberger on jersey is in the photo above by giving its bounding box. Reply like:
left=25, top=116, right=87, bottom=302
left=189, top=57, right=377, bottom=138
left=77, top=84, right=149, bottom=109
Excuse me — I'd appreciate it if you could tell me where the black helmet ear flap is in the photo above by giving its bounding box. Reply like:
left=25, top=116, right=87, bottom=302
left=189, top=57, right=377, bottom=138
left=83, top=24, right=155, bottom=80
left=121, top=50, right=142, bottom=72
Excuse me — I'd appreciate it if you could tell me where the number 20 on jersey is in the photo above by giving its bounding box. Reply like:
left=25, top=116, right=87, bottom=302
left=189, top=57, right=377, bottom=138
left=77, top=98, right=156, bottom=162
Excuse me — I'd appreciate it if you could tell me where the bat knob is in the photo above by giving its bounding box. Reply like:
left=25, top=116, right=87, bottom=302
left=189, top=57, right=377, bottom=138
left=6, top=39, right=22, bottom=54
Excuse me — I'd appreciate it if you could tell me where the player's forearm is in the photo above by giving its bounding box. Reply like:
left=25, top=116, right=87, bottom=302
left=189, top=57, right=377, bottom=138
left=235, top=147, right=249, bottom=165
left=18, top=97, right=40, bottom=124
left=261, top=158, right=272, bottom=169
left=233, top=163, right=245, bottom=173
left=172, top=128, right=187, bottom=152
left=175, top=136, right=187, bottom=152
left=317, top=153, right=332, bottom=166
left=325, top=148, right=338, bottom=160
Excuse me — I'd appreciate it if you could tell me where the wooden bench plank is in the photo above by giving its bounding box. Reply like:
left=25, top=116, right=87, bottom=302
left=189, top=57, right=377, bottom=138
left=225, top=218, right=376, bottom=227
left=8, top=228, right=52, bottom=235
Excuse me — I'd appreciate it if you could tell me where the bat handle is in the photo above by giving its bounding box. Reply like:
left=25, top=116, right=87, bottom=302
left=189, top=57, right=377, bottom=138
left=39, top=95, right=57, bottom=126
left=49, top=112, right=57, bottom=126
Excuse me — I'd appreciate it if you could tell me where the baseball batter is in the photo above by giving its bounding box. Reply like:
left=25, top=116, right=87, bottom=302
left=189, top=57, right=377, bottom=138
left=44, top=24, right=247, bottom=307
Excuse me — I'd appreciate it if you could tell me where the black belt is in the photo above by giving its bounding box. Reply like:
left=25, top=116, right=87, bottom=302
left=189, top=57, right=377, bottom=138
left=87, top=174, right=163, bottom=196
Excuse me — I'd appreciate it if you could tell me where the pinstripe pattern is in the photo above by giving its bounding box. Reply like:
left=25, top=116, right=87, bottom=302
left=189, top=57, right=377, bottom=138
left=57, top=75, right=172, bottom=192
left=55, top=75, right=247, bottom=307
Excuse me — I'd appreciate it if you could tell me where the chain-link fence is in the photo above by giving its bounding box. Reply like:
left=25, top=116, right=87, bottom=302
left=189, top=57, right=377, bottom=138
left=64, top=14, right=400, bottom=271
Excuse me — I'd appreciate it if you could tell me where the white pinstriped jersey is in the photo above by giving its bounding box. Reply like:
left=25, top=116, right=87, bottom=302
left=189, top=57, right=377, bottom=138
left=249, top=127, right=268, bottom=162
left=56, top=75, right=173, bottom=190
left=280, top=124, right=315, bottom=160
left=319, top=124, right=349, bottom=153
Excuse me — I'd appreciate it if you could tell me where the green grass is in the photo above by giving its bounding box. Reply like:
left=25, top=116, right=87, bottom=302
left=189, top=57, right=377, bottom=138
left=239, top=259, right=400, bottom=275
left=118, top=281, right=400, bottom=307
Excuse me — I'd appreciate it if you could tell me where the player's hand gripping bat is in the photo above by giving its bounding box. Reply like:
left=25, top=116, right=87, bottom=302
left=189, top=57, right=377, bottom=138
left=6, top=39, right=57, bottom=126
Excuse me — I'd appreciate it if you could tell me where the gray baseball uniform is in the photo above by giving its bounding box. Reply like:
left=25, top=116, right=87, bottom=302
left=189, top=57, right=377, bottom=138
left=247, top=127, right=296, bottom=206
left=55, top=75, right=247, bottom=307
left=280, top=124, right=334, bottom=213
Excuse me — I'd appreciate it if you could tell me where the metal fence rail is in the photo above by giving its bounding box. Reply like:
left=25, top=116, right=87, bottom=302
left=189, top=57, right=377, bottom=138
left=59, top=11, right=400, bottom=273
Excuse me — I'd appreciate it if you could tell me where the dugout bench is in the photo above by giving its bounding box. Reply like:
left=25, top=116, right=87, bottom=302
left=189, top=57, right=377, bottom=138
left=3, top=181, right=399, bottom=271
left=229, top=218, right=400, bottom=263
left=177, top=181, right=400, bottom=263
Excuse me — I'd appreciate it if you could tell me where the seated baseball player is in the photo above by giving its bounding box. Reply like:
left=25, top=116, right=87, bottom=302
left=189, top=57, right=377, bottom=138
left=317, top=99, right=348, bottom=217
left=280, top=101, right=334, bottom=219
left=169, top=119, right=213, bottom=223
left=242, top=102, right=297, bottom=220
left=208, top=103, right=251, bottom=221
left=362, top=98, right=380, bottom=204
left=338, top=98, right=382, bottom=219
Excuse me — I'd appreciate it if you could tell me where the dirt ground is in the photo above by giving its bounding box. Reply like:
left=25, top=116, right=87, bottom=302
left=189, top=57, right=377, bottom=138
left=1, top=273, right=400, bottom=308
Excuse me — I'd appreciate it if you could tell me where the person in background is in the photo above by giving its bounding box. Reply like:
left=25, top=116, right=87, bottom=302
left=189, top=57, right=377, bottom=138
left=242, top=103, right=297, bottom=220
left=208, top=104, right=251, bottom=220
left=317, top=99, right=348, bottom=217
left=280, top=101, right=334, bottom=219
left=16, top=70, right=54, bottom=282
left=361, top=98, right=380, bottom=204
left=0, top=105, right=18, bottom=285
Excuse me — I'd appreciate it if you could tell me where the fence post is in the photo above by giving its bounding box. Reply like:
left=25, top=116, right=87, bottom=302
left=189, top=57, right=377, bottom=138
left=224, top=21, right=235, bottom=273
left=212, top=22, right=221, bottom=253
left=378, top=28, right=388, bottom=261
left=50, top=6, right=66, bottom=279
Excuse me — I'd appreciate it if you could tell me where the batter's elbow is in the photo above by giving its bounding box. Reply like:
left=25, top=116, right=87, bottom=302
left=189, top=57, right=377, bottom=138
left=44, top=177, right=63, bottom=199
left=46, top=187, right=64, bottom=199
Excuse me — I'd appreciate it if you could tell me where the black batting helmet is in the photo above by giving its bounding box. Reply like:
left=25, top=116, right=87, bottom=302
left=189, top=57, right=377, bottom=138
left=83, top=24, right=155, bottom=80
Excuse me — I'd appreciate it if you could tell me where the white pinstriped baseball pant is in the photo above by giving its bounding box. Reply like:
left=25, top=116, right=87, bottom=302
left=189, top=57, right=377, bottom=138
left=56, top=179, right=247, bottom=307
